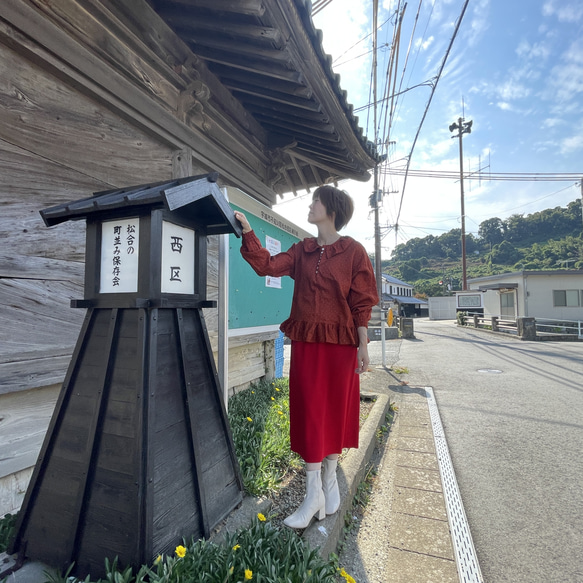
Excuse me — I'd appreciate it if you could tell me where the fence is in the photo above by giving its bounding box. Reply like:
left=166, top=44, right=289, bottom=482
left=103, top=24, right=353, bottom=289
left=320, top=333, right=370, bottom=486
left=460, top=312, right=519, bottom=336
left=458, top=311, right=583, bottom=341
left=534, top=318, right=583, bottom=340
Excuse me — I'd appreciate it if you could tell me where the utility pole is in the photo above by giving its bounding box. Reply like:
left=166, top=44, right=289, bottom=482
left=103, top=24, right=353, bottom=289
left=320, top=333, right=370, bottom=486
left=372, top=0, right=382, bottom=301
left=449, top=117, right=473, bottom=290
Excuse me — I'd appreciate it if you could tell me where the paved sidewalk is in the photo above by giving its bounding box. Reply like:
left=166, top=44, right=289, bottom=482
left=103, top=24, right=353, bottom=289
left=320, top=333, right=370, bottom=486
left=339, top=378, right=460, bottom=583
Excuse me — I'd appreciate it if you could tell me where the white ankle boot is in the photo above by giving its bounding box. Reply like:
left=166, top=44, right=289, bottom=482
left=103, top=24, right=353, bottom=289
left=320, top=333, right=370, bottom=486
left=322, top=457, right=340, bottom=515
left=283, top=469, right=326, bottom=529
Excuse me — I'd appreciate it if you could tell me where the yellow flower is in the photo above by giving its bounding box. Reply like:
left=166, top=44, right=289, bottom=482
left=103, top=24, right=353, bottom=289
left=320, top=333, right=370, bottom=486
left=275, top=387, right=280, bottom=391
left=340, top=568, right=356, bottom=583
left=232, top=544, right=240, bottom=551
left=175, top=545, right=186, bottom=558
left=154, top=555, right=162, bottom=564
left=271, top=397, right=275, bottom=401
left=251, top=391, right=255, bottom=394
left=229, top=566, right=234, bottom=575
left=245, top=569, right=253, bottom=580
left=257, top=513, right=266, bottom=522
left=246, top=416, right=252, bottom=422
left=277, top=411, right=283, bottom=415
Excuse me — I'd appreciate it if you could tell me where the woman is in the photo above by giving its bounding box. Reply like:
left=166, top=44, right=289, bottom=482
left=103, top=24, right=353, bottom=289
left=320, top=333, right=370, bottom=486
left=235, top=185, right=378, bottom=529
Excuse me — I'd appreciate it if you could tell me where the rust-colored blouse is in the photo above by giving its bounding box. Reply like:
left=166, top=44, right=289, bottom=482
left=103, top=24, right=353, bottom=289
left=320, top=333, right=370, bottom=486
left=240, top=231, right=378, bottom=346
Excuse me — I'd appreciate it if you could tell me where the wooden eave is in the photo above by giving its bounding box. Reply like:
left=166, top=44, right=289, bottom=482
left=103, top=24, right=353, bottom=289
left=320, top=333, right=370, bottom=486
left=0, top=0, right=378, bottom=203
left=147, top=0, right=379, bottom=195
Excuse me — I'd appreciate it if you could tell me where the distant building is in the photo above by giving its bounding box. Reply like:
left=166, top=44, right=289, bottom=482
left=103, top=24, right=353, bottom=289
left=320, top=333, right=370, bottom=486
left=381, top=274, right=428, bottom=317
left=467, top=270, right=583, bottom=320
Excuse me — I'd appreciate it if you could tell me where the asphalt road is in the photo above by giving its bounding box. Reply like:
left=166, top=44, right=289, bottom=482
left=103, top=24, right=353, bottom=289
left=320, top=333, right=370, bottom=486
left=370, top=319, right=583, bottom=583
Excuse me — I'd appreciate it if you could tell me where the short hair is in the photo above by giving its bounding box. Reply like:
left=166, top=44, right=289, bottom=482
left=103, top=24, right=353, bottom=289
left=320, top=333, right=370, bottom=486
left=313, top=185, right=354, bottom=231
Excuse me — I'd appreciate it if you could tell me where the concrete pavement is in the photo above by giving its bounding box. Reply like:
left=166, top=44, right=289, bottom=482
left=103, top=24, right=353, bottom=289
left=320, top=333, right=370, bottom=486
left=331, top=369, right=466, bottom=583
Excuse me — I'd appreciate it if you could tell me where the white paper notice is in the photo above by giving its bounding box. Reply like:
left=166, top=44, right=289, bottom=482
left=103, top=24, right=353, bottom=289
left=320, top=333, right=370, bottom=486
left=100, top=218, right=140, bottom=293
left=265, top=235, right=282, bottom=289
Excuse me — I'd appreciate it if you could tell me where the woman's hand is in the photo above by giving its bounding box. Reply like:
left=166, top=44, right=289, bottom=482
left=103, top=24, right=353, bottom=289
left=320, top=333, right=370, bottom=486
left=356, top=344, right=370, bottom=374
left=234, top=211, right=252, bottom=234
left=356, top=326, right=370, bottom=374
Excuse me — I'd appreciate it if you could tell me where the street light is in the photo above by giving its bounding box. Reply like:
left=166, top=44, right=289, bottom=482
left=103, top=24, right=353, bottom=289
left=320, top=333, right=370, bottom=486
left=449, top=117, right=473, bottom=290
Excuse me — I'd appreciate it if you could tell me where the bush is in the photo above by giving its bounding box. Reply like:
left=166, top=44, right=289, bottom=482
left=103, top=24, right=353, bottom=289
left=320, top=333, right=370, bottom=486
left=0, top=512, right=16, bottom=553
left=456, top=311, right=468, bottom=326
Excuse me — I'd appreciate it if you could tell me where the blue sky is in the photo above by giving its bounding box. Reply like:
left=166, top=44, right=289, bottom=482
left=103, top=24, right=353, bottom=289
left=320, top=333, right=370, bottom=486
left=273, top=0, right=583, bottom=254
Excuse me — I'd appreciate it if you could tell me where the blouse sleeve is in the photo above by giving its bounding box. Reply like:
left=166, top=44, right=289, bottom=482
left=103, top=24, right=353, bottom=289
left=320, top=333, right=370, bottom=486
left=240, top=230, right=296, bottom=278
left=348, top=244, right=379, bottom=329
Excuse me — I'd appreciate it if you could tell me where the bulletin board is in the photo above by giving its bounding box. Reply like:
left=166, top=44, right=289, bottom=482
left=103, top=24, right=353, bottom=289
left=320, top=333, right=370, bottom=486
left=226, top=188, right=313, bottom=330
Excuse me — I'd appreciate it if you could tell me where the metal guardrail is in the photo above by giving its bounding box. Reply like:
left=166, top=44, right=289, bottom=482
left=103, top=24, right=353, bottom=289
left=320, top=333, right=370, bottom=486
left=535, top=318, right=583, bottom=339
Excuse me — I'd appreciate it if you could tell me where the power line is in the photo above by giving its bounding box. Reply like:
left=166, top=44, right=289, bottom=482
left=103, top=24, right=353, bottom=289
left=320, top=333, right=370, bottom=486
left=393, top=0, right=471, bottom=226
left=311, top=0, right=335, bottom=17
left=383, top=169, right=582, bottom=181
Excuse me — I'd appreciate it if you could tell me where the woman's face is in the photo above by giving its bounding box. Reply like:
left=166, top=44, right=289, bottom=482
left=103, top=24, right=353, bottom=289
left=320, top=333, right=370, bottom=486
left=307, top=196, right=329, bottom=225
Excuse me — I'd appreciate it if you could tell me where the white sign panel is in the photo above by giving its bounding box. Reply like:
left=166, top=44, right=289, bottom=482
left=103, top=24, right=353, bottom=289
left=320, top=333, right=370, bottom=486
left=161, top=221, right=195, bottom=294
left=265, top=235, right=282, bottom=289
left=100, top=218, right=140, bottom=293
left=456, top=293, right=483, bottom=309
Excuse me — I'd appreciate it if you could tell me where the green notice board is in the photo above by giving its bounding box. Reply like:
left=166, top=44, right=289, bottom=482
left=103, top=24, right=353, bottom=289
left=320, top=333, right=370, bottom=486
left=227, top=188, right=313, bottom=330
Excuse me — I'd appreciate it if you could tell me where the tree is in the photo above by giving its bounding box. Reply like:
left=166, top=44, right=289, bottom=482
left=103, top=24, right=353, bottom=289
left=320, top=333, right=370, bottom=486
left=437, top=228, right=462, bottom=258
left=490, top=241, right=521, bottom=264
left=478, top=217, right=504, bottom=247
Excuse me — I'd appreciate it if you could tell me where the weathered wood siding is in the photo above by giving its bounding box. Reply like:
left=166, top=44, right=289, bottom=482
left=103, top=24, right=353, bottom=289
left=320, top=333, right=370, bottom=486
left=0, top=5, right=278, bottom=518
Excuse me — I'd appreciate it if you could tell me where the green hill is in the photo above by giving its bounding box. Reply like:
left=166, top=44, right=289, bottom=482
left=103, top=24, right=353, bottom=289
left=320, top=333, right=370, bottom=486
left=380, top=199, right=583, bottom=297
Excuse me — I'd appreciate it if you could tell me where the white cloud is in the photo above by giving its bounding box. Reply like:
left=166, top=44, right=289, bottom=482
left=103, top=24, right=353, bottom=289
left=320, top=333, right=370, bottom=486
left=549, top=101, right=580, bottom=116
left=313, top=0, right=372, bottom=105
left=546, top=38, right=583, bottom=102
left=415, top=35, right=435, bottom=51
left=466, top=0, right=491, bottom=46
left=496, top=101, right=513, bottom=111
left=564, top=37, right=583, bottom=65
left=560, top=134, right=583, bottom=154
left=541, top=117, right=564, bottom=128
left=498, top=79, right=531, bottom=101
left=542, top=0, right=583, bottom=23
left=516, top=39, right=551, bottom=61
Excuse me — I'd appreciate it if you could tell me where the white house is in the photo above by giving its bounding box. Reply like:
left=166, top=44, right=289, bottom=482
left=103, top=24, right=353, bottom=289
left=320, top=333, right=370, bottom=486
left=381, top=274, right=428, bottom=317
left=467, top=270, right=583, bottom=321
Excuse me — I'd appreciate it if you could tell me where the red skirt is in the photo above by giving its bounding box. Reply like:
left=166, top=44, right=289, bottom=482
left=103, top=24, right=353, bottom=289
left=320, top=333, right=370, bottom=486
left=289, top=341, right=360, bottom=463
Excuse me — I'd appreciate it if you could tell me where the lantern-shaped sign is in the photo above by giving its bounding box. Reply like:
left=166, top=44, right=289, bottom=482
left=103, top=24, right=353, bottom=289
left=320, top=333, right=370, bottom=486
left=9, top=173, right=243, bottom=578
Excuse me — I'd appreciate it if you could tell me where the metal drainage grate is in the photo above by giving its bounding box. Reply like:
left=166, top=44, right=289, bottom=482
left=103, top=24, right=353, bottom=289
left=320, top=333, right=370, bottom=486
left=426, top=387, right=484, bottom=583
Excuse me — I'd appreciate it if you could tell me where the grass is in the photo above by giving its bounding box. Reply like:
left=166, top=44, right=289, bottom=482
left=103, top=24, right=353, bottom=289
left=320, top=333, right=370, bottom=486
left=227, top=379, right=301, bottom=496
left=38, top=516, right=338, bottom=583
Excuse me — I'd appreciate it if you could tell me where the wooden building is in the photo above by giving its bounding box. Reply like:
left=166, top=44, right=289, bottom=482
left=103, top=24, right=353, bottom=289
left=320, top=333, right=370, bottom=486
left=0, top=0, right=377, bottom=517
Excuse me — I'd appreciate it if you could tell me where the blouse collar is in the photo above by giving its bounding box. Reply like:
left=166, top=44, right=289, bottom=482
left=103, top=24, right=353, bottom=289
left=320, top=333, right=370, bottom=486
left=303, top=236, right=352, bottom=256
